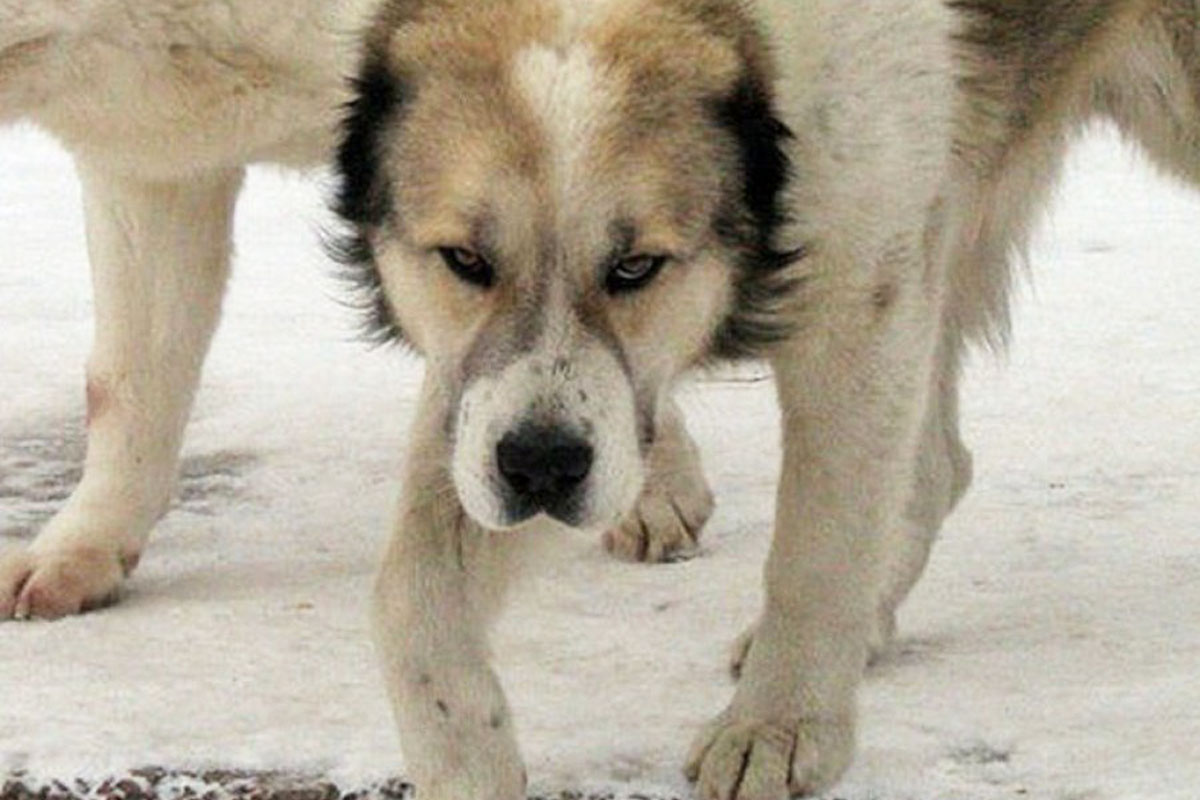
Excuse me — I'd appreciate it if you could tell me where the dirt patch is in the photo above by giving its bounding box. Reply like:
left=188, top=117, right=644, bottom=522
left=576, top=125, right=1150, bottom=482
left=0, top=771, right=681, bottom=800
left=0, top=427, right=84, bottom=537
left=0, top=770, right=411, bottom=800
left=177, top=451, right=259, bottom=515
left=0, top=422, right=259, bottom=539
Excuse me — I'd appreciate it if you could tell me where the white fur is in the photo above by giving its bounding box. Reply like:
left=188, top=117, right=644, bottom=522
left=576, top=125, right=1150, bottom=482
left=4, top=1, right=1192, bottom=799
left=0, top=0, right=375, bottom=619
left=512, top=42, right=616, bottom=218
left=452, top=339, right=644, bottom=534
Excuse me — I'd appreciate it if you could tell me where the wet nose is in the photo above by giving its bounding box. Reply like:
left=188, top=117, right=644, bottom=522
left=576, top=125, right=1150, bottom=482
left=496, top=425, right=593, bottom=506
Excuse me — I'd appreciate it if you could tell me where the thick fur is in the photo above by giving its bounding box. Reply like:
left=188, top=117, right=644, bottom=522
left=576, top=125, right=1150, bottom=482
left=3, top=0, right=1198, bottom=798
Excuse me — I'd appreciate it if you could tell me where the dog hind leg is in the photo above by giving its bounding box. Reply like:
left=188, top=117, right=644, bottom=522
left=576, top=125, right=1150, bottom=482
left=731, top=329, right=972, bottom=676
left=869, top=327, right=972, bottom=658
left=0, top=163, right=242, bottom=620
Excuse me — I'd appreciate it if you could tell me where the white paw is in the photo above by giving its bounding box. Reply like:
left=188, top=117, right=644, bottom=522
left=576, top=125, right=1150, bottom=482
left=685, top=710, right=855, bottom=799
left=602, top=476, right=713, bottom=563
left=0, top=542, right=133, bottom=620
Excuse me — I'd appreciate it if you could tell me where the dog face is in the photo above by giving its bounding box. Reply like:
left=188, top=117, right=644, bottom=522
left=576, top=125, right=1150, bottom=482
left=334, top=0, right=800, bottom=532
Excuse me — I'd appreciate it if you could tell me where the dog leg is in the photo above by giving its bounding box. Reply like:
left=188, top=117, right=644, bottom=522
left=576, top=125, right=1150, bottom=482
left=603, top=396, right=714, bottom=563
left=686, top=267, right=942, bottom=798
left=0, top=163, right=242, bottom=620
left=726, top=330, right=973, bottom=676
left=870, top=331, right=972, bottom=657
left=373, top=379, right=527, bottom=800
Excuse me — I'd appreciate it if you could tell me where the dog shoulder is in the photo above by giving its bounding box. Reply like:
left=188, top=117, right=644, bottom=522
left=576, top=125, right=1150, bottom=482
left=762, top=0, right=959, bottom=274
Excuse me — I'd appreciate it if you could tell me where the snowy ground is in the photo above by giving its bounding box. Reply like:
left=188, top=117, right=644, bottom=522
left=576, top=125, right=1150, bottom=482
left=1, top=125, right=1197, bottom=800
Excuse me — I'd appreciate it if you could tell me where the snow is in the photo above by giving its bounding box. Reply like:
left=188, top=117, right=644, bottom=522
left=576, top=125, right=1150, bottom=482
left=2, top=124, right=1198, bottom=800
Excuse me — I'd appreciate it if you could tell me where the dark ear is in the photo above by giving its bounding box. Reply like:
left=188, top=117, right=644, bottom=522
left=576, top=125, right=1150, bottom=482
left=327, top=55, right=408, bottom=346
left=709, top=76, right=806, bottom=360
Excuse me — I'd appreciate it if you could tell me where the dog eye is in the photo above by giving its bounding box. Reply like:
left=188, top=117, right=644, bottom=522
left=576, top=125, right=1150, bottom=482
left=606, top=255, right=668, bottom=294
left=439, top=247, right=495, bottom=289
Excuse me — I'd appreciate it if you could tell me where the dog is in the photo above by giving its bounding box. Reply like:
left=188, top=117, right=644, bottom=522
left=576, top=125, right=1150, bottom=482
left=3, top=0, right=1197, bottom=797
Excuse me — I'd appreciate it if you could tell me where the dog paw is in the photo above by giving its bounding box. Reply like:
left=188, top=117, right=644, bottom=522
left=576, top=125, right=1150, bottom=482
left=603, top=477, right=713, bottom=563
left=684, top=711, right=855, bottom=799
left=0, top=543, right=131, bottom=620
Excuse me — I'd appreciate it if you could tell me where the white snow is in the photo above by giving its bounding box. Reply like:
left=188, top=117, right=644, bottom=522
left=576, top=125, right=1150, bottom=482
left=1, top=124, right=1198, bottom=800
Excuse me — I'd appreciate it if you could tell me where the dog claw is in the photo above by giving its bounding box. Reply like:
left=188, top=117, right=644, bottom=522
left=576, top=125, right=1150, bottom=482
left=0, top=544, right=127, bottom=621
left=686, top=711, right=855, bottom=799
left=603, top=488, right=710, bottom=563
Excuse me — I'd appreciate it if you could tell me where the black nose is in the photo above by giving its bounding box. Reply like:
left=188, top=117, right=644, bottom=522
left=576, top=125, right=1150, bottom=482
left=496, top=425, right=593, bottom=508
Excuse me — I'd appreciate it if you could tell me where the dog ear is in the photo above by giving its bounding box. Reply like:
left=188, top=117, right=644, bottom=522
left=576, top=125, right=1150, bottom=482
left=709, top=75, right=806, bottom=360
left=336, top=56, right=404, bottom=228
left=329, top=55, right=409, bottom=346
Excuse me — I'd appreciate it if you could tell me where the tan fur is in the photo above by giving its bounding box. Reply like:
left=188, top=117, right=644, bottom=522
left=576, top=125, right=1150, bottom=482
left=3, top=0, right=1199, bottom=797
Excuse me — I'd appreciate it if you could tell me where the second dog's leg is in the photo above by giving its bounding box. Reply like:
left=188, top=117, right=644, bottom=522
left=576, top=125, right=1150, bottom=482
left=0, top=163, right=242, bottom=620
left=373, top=378, right=527, bottom=800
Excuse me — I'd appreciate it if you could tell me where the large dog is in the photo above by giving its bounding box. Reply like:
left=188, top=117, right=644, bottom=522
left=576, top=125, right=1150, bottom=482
left=3, top=0, right=1196, bottom=797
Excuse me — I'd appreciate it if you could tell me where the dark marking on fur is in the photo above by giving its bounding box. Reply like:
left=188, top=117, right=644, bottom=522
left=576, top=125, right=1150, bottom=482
left=454, top=509, right=468, bottom=572
left=329, top=53, right=409, bottom=346
left=708, top=77, right=807, bottom=359
left=872, top=282, right=899, bottom=313
left=489, top=709, right=506, bottom=729
left=119, top=551, right=141, bottom=577
left=634, top=385, right=658, bottom=453
left=85, top=376, right=110, bottom=428
left=435, top=699, right=450, bottom=717
left=0, top=35, right=56, bottom=80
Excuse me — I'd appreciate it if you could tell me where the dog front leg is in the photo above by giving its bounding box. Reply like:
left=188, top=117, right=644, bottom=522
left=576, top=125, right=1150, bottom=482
left=374, top=381, right=526, bottom=800
left=0, top=163, right=242, bottom=619
left=687, top=273, right=942, bottom=798
left=604, top=395, right=714, bottom=563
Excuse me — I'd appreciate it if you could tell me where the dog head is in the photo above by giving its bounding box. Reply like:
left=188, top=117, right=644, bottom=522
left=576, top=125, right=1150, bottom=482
left=333, top=0, right=802, bottom=531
